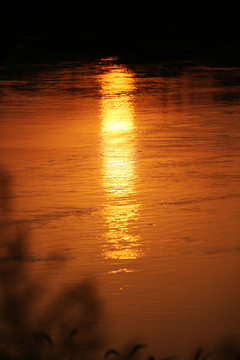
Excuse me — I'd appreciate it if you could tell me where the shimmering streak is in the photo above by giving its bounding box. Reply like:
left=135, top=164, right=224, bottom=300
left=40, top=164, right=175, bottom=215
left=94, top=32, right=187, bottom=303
left=99, top=64, right=142, bottom=260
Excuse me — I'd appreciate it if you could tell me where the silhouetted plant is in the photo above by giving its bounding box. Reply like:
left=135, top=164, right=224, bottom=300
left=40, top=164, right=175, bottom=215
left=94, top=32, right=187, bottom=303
left=104, top=344, right=157, bottom=360
left=190, top=341, right=240, bottom=360
left=0, top=168, right=104, bottom=360
left=1, top=168, right=240, bottom=360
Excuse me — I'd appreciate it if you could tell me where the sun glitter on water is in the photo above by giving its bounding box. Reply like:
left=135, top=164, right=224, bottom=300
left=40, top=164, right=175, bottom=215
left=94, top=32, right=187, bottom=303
left=99, top=64, right=142, bottom=261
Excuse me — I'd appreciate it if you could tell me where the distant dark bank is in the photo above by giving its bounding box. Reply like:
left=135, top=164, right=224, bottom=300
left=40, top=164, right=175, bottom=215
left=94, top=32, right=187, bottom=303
left=1, top=1, right=239, bottom=63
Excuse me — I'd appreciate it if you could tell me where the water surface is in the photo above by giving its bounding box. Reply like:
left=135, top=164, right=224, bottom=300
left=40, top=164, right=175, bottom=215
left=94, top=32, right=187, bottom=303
left=0, top=59, right=240, bottom=356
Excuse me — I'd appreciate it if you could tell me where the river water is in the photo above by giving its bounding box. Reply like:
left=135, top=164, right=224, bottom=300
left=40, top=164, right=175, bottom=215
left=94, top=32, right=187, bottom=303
left=0, top=58, right=240, bottom=357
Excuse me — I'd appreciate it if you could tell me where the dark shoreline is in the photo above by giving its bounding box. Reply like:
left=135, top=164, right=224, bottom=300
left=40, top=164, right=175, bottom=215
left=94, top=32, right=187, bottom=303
left=1, top=47, right=240, bottom=69
left=1, top=1, right=239, bottom=67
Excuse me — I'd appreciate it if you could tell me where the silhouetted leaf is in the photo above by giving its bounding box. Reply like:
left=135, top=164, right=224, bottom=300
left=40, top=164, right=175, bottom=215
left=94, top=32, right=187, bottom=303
left=39, top=333, right=53, bottom=345
left=105, top=349, right=120, bottom=358
left=70, top=329, right=78, bottom=338
left=148, top=356, right=155, bottom=360
left=194, top=348, right=202, bottom=360
left=129, top=344, right=146, bottom=358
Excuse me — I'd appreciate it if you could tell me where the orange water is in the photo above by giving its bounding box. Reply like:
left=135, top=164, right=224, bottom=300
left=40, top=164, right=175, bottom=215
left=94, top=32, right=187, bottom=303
left=0, top=59, right=240, bottom=356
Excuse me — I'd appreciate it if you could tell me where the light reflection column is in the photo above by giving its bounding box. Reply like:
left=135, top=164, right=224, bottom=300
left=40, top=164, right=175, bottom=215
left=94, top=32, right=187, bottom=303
left=99, top=64, right=142, bottom=260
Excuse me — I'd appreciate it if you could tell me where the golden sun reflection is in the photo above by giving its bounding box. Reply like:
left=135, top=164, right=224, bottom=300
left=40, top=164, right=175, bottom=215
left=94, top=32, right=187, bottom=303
left=99, top=64, right=142, bottom=260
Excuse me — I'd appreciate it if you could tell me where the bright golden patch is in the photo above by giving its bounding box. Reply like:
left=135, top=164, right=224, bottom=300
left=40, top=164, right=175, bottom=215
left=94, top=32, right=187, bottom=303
left=99, top=65, right=142, bottom=260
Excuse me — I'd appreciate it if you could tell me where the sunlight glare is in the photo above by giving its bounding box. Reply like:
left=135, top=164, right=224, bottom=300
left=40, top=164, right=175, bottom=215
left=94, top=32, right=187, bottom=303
left=99, top=64, right=142, bottom=261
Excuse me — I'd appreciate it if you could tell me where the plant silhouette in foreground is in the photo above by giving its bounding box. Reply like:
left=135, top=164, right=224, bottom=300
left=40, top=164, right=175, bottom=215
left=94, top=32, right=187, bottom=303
left=103, top=342, right=240, bottom=360
left=1, top=168, right=240, bottom=360
left=0, top=168, right=103, bottom=360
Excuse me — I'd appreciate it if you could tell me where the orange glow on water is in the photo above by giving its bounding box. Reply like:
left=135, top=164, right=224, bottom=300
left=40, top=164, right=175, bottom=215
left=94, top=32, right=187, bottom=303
left=99, top=65, right=142, bottom=260
left=1, top=61, right=240, bottom=355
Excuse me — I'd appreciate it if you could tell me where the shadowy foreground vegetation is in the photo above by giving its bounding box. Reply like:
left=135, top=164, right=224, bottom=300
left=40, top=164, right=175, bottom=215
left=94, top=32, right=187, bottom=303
left=0, top=168, right=240, bottom=360
left=0, top=168, right=103, bottom=360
